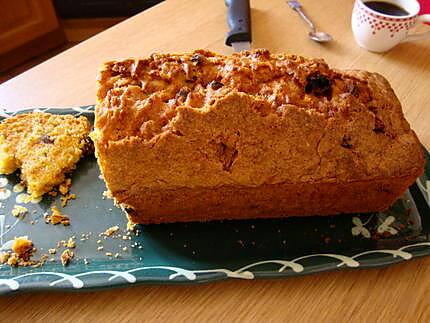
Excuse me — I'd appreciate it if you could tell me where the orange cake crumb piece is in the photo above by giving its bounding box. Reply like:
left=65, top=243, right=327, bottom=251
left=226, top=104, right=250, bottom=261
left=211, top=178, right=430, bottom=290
left=103, top=225, right=119, bottom=237
left=12, top=236, right=34, bottom=260
left=11, top=205, right=28, bottom=218
left=60, top=193, right=76, bottom=207
left=60, top=249, right=74, bottom=266
left=45, top=206, right=70, bottom=226
left=64, top=237, right=76, bottom=249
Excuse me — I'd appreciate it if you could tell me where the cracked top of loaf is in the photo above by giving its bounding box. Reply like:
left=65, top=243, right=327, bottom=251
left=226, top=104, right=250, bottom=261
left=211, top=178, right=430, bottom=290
left=93, top=49, right=424, bottom=188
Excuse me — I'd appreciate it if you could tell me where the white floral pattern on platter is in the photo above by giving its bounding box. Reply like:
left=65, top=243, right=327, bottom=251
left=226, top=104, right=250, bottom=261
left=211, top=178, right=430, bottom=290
left=0, top=241, right=429, bottom=291
left=352, top=216, right=371, bottom=238
left=0, top=177, right=11, bottom=201
left=351, top=213, right=400, bottom=239
left=377, top=216, right=398, bottom=235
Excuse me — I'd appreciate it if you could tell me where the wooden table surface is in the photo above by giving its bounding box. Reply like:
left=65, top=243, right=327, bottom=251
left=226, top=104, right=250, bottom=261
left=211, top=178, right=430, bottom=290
left=1, top=0, right=430, bottom=321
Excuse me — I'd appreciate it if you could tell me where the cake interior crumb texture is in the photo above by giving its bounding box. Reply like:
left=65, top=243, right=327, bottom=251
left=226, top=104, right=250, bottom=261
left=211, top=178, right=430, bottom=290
left=93, top=49, right=425, bottom=224
left=0, top=112, right=91, bottom=198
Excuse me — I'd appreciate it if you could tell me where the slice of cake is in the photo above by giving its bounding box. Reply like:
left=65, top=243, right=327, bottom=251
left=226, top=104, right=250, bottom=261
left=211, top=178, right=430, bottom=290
left=0, top=112, right=92, bottom=198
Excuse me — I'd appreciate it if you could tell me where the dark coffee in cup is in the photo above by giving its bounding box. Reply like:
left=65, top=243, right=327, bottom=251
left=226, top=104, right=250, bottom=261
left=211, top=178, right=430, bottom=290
left=364, top=1, right=409, bottom=16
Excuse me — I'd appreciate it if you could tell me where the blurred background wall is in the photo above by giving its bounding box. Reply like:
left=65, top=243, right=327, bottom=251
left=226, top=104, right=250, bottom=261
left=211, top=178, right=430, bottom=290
left=0, top=0, right=163, bottom=83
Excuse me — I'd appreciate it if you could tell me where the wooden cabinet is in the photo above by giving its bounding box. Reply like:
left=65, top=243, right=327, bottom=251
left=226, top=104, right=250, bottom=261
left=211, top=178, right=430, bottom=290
left=0, top=0, right=65, bottom=72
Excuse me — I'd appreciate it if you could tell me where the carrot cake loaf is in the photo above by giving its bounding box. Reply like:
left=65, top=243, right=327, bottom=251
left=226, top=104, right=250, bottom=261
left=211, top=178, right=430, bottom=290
left=92, top=49, right=425, bottom=224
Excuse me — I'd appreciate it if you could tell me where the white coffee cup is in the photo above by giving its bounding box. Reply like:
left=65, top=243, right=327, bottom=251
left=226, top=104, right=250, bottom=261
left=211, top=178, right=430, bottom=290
left=352, top=0, right=430, bottom=52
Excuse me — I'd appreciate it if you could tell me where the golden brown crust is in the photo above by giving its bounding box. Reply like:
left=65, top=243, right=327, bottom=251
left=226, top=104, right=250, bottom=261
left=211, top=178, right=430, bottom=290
left=93, top=49, right=425, bottom=223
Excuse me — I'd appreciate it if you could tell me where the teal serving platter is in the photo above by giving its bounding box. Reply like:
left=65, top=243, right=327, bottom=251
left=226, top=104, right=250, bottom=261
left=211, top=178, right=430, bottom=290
left=0, top=106, right=429, bottom=295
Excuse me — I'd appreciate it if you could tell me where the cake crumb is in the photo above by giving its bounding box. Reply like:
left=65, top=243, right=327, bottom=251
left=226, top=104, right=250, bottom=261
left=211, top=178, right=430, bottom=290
left=0, top=251, right=10, bottom=263
left=45, top=206, right=70, bottom=226
left=32, top=254, right=48, bottom=268
left=7, top=253, right=18, bottom=266
left=102, top=190, right=112, bottom=199
left=48, top=190, right=58, bottom=197
left=12, top=236, right=34, bottom=260
left=126, top=220, right=136, bottom=232
left=105, top=252, right=113, bottom=257
left=103, top=225, right=119, bottom=237
left=84, top=258, right=90, bottom=265
left=65, top=237, right=76, bottom=249
left=11, top=205, right=28, bottom=218
left=48, top=248, right=56, bottom=254
left=1, top=236, right=38, bottom=267
left=114, top=253, right=120, bottom=258
left=122, top=247, right=128, bottom=252
left=97, top=246, right=104, bottom=251
left=60, top=193, right=76, bottom=207
left=16, top=193, right=32, bottom=204
left=60, top=249, right=73, bottom=266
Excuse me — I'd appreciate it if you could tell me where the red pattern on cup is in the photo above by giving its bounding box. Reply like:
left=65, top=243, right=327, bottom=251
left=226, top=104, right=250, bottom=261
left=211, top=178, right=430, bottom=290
left=354, top=1, right=415, bottom=38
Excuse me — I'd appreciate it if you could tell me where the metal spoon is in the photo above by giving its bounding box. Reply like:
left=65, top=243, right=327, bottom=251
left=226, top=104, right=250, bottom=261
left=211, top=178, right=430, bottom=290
left=287, top=0, right=333, bottom=43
